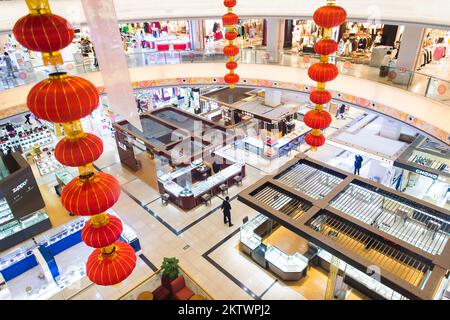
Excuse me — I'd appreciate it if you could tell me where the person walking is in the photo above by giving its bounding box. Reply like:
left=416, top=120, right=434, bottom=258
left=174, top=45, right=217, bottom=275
left=336, top=104, right=346, bottom=119
left=379, top=50, right=392, bottom=77
left=221, top=196, right=233, bottom=227
left=24, top=113, right=32, bottom=125
left=354, top=155, right=363, bottom=175
left=3, top=52, right=16, bottom=78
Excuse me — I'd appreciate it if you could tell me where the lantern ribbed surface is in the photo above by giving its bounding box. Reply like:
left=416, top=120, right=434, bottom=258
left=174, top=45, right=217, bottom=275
left=86, top=241, right=137, bottom=286
left=55, top=133, right=103, bottom=167
left=61, top=172, right=121, bottom=216
left=82, top=215, right=123, bottom=249
left=27, top=73, right=99, bottom=123
left=13, top=13, right=74, bottom=52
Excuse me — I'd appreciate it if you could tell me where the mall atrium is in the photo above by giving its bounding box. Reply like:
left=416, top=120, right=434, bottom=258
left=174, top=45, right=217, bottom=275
left=0, top=0, right=449, bottom=303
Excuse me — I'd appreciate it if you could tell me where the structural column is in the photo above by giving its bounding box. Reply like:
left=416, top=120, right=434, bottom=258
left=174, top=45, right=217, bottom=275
left=265, top=18, right=285, bottom=57
left=393, top=25, right=425, bottom=85
left=189, top=19, right=205, bottom=51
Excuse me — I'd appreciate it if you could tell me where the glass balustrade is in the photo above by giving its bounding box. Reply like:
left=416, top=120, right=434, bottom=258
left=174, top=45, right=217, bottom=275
left=1, top=48, right=449, bottom=107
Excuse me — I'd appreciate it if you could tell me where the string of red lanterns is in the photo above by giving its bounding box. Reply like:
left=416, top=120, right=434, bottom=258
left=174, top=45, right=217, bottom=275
left=304, top=0, right=347, bottom=150
left=223, top=0, right=240, bottom=88
left=13, top=0, right=136, bottom=286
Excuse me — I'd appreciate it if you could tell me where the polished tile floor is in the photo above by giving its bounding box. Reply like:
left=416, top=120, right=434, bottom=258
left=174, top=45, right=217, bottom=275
left=0, top=99, right=438, bottom=301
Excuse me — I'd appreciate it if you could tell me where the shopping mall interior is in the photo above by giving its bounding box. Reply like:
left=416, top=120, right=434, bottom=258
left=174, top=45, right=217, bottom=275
left=0, top=0, right=449, bottom=303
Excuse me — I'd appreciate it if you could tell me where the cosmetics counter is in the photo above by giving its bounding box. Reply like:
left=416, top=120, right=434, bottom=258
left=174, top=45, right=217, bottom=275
left=0, top=209, right=140, bottom=291
left=32, top=148, right=63, bottom=176
left=241, top=120, right=309, bottom=159
left=159, top=160, right=245, bottom=210
left=0, top=124, right=53, bottom=155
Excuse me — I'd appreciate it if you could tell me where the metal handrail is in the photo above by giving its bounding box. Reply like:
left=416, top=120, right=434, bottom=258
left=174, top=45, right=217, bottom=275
left=1, top=47, right=449, bottom=107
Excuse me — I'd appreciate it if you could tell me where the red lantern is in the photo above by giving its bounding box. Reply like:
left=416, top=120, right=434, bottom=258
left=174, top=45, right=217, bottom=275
left=27, top=72, right=99, bottom=123
left=313, top=5, right=347, bottom=28
left=224, top=0, right=237, bottom=7
left=82, top=214, right=123, bottom=249
left=314, top=39, right=338, bottom=56
left=222, top=12, right=239, bottom=26
left=223, top=45, right=239, bottom=57
left=305, top=132, right=326, bottom=148
left=86, top=241, right=137, bottom=286
left=61, top=172, right=121, bottom=216
left=226, top=61, right=238, bottom=70
left=308, top=63, right=339, bottom=82
left=224, top=73, right=240, bottom=85
left=303, top=110, right=332, bottom=130
left=55, top=133, right=103, bottom=167
left=225, top=31, right=238, bottom=41
left=310, top=90, right=332, bottom=105
left=13, top=14, right=74, bottom=53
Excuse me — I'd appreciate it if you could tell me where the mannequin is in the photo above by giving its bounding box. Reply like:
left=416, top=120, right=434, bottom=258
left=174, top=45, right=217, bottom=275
left=338, top=39, right=345, bottom=54
left=343, top=39, right=352, bottom=56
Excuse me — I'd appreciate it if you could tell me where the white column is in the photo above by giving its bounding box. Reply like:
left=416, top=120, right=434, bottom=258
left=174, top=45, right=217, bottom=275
left=189, top=20, right=205, bottom=51
left=266, top=19, right=284, bottom=55
left=265, top=89, right=282, bottom=107
left=80, top=0, right=142, bottom=130
left=393, top=25, right=425, bottom=85
left=380, top=117, right=402, bottom=140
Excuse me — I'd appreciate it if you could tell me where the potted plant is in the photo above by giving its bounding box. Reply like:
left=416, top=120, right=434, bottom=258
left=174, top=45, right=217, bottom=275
left=160, top=257, right=180, bottom=289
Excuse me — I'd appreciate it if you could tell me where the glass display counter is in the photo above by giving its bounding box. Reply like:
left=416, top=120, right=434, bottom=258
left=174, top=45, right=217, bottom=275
left=317, top=250, right=407, bottom=300
left=159, top=160, right=245, bottom=210
left=0, top=210, right=51, bottom=252
left=265, top=246, right=308, bottom=280
left=239, top=214, right=267, bottom=255
left=240, top=214, right=309, bottom=281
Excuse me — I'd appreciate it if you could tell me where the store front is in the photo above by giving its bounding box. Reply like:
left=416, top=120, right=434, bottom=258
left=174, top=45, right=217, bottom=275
left=416, top=29, right=450, bottom=71
left=200, top=87, right=307, bottom=160
left=238, top=154, right=450, bottom=300
left=0, top=152, right=50, bottom=252
left=240, top=214, right=406, bottom=300
left=286, top=20, right=404, bottom=66
left=113, top=106, right=244, bottom=210
left=204, top=19, right=265, bottom=49
left=394, top=135, right=449, bottom=209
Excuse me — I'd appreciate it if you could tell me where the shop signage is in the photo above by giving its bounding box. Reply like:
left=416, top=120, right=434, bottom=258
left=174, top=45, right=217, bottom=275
left=415, top=169, right=438, bottom=180
left=241, top=111, right=254, bottom=118
left=394, top=161, right=438, bottom=180
left=12, top=179, right=28, bottom=194
left=0, top=166, right=45, bottom=219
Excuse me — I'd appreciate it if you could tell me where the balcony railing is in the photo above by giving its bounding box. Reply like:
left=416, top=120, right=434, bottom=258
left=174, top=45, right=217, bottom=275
left=1, top=47, right=449, bottom=107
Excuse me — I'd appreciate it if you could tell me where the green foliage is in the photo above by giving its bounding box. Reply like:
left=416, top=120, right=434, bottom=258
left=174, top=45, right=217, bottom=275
left=161, top=257, right=179, bottom=279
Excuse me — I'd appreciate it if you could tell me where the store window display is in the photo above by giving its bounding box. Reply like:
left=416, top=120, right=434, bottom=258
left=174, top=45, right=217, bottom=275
left=288, top=20, right=403, bottom=66
left=416, top=28, right=449, bottom=71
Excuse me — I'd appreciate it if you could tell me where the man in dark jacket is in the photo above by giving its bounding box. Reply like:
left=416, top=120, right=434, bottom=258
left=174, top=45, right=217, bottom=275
left=354, top=155, right=363, bottom=175
left=221, top=196, right=233, bottom=227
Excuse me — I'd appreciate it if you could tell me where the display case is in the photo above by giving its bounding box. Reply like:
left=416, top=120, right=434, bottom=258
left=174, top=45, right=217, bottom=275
left=0, top=197, right=14, bottom=225
left=239, top=214, right=267, bottom=255
left=0, top=210, right=51, bottom=252
left=33, top=152, right=63, bottom=176
left=318, top=250, right=406, bottom=300
left=265, top=246, right=308, bottom=281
